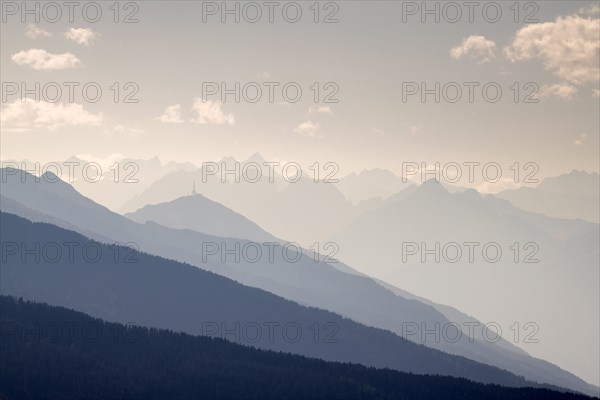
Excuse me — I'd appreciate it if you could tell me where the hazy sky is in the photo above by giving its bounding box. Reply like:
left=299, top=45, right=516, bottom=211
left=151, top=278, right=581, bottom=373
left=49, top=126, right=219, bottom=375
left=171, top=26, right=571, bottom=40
left=1, top=1, right=599, bottom=188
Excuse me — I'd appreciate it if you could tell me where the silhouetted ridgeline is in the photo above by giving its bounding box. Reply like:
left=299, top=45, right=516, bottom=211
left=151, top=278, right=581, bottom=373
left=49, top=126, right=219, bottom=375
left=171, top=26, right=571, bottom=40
left=0, top=211, right=551, bottom=389
left=1, top=296, right=595, bottom=400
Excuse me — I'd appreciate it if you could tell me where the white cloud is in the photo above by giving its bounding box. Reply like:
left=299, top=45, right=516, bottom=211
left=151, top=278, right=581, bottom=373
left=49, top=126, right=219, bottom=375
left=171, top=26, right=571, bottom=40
left=157, top=104, right=184, bottom=124
left=410, top=124, right=422, bottom=135
left=578, top=5, right=600, bottom=16
left=309, top=106, right=333, bottom=115
left=504, top=13, right=600, bottom=85
left=371, top=127, right=385, bottom=136
left=11, top=49, right=80, bottom=70
left=294, top=121, right=321, bottom=137
left=112, top=124, right=145, bottom=136
left=0, top=99, right=103, bottom=132
left=450, top=35, right=497, bottom=64
left=25, top=24, right=51, bottom=38
left=64, top=28, right=97, bottom=46
left=75, top=153, right=125, bottom=170
left=539, top=83, right=577, bottom=101
left=191, top=99, right=235, bottom=125
left=477, top=178, right=521, bottom=194
left=574, top=133, right=588, bottom=146
left=498, top=67, right=512, bottom=77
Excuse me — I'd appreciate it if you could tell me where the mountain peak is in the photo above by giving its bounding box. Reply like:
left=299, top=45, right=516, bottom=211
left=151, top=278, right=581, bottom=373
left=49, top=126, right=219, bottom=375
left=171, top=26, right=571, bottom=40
left=461, top=188, right=481, bottom=200
left=416, top=178, right=448, bottom=195
left=146, top=156, right=162, bottom=166
left=217, top=156, right=238, bottom=165
left=244, top=152, right=266, bottom=164
left=41, top=170, right=61, bottom=182
left=537, top=169, right=599, bottom=197
left=405, top=179, right=450, bottom=202
left=64, top=155, right=85, bottom=164
left=125, top=192, right=275, bottom=242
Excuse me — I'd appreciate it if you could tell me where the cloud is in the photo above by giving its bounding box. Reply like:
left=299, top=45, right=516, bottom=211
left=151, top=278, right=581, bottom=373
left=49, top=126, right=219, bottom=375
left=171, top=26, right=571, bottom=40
left=574, top=133, right=588, bottom=146
left=578, top=4, right=600, bottom=16
left=294, top=121, right=321, bottom=137
left=504, top=12, right=600, bottom=85
left=450, top=35, right=497, bottom=64
left=25, top=24, right=51, bottom=38
left=0, top=99, right=102, bottom=132
left=111, top=124, right=145, bottom=137
left=309, top=106, right=333, bottom=115
left=498, top=67, right=512, bottom=76
left=539, top=83, right=577, bottom=101
left=371, top=127, right=385, bottom=136
left=11, top=49, right=80, bottom=70
left=75, top=153, right=125, bottom=170
left=191, top=99, right=235, bottom=125
left=64, top=28, right=97, bottom=46
left=157, top=104, right=184, bottom=124
left=477, top=178, right=521, bottom=194
left=410, top=124, right=422, bottom=135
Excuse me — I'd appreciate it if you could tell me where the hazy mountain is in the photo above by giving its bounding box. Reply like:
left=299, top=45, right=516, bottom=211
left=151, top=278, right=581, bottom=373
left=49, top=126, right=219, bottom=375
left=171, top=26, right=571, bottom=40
left=1, top=195, right=81, bottom=235
left=335, top=168, right=413, bottom=204
left=537, top=170, right=600, bottom=197
left=1, top=169, right=597, bottom=396
left=71, top=156, right=197, bottom=212
left=332, top=180, right=600, bottom=386
left=129, top=189, right=598, bottom=385
left=4, top=296, right=593, bottom=400
left=1, top=156, right=196, bottom=212
left=1, top=212, right=547, bottom=390
left=120, top=168, right=198, bottom=211
left=496, top=171, right=599, bottom=223
left=125, top=194, right=277, bottom=242
left=120, top=154, right=360, bottom=244
left=120, top=154, right=281, bottom=213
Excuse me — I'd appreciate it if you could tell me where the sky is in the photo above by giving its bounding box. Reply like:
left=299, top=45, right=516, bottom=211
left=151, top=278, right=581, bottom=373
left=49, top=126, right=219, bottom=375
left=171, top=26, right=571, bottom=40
left=1, top=1, right=599, bottom=191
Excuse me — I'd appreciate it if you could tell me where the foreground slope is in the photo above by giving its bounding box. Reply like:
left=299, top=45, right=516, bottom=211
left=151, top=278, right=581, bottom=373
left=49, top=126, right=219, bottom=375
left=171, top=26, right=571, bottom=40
left=1, top=296, right=595, bottom=400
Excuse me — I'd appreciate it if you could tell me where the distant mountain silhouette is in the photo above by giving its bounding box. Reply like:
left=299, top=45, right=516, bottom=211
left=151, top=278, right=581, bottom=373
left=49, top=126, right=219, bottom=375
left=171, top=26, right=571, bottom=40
left=497, top=171, right=599, bottom=223
left=125, top=194, right=277, bottom=242
left=537, top=170, right=600, bottom=197
left=335, top=168, right=414, bottom=204
left=2, top=156, right=196, bottom=212
left=119, top=155, right=361, bottom=244
left=332, top=179, right=600, bottom=387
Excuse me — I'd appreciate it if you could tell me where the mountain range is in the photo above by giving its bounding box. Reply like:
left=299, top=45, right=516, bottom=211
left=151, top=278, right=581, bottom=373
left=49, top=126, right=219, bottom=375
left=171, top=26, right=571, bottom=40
left=331, top=179, right=599, bottom=385
left=496, top=170, right=599, bottom=223
left=1, top=167, right=598, bottom=395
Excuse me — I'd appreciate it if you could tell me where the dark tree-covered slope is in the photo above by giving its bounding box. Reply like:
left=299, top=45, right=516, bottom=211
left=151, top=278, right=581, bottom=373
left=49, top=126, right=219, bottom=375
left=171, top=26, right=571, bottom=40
left=0, top=296, right=595, bottom=400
